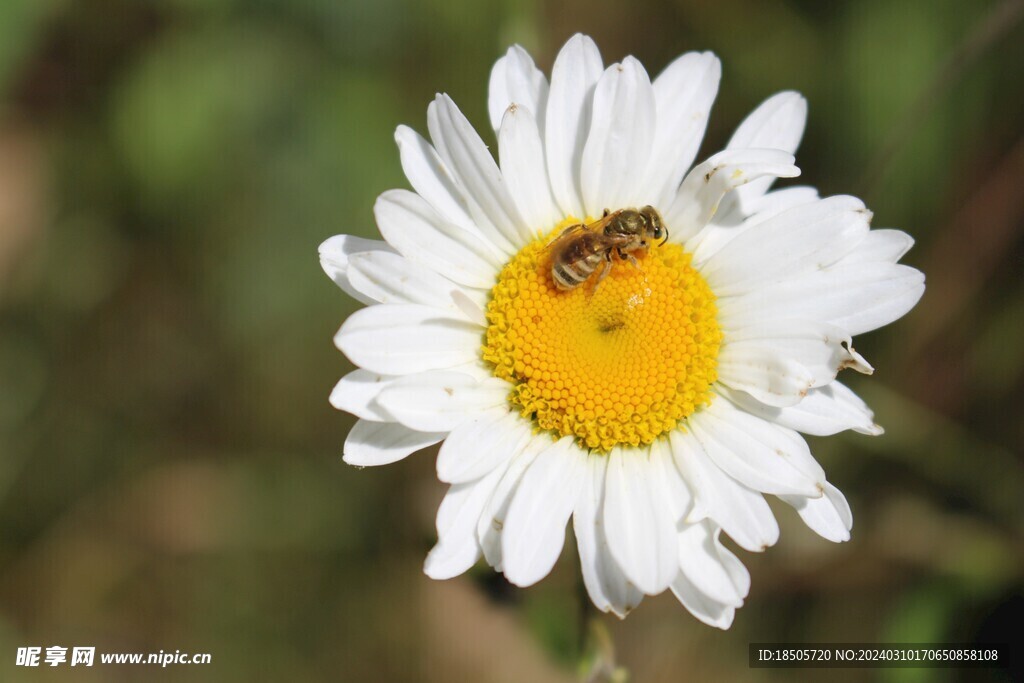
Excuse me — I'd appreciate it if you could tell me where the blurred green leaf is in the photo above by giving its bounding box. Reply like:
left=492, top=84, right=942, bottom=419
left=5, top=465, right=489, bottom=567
left=0, top=0, right=60, bottom=92
left=111, top=23, right=309, bottom=212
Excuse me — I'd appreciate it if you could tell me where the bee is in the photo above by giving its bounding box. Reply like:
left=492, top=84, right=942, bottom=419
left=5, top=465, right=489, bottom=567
left=547, top=206, right=668, bottom=291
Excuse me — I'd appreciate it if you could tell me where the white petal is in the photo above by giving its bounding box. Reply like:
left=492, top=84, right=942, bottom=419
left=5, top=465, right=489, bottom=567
left=573, top=453, right=644, bottom=617
left=394, top=125, right=477, bottom=233
left=334, top=303, right=481, bottom=375
left=726, top=91, right=807, bottom=206
left=701, top=195, right=869, bottom=296
left=780, top=481, right=853, bottom=543
left=449, top=288, right=488, bottom=326
left=488, top=57, right=508, bottom=132
left=689, top=399, right=824, bottom=496
left=839, top=228, right=915, bottom=265
left=716, top=342, right=816, bottom=408
left=498, top=104, right=561, bottom=231
left=425, top=463, right=509, bottom=579
left=319, top=235, right=395, bottom=305
left=728, top=91, right=807, bottom=152
left=502, top=437, right=587, bottom=587
left=691, top=186, right=820, bottom=265
left=428, top=95, right=530, bottom=252
left=603, top=446, right=679, bottom=595
left=746, top=185, right=820, bottom=215
left=719, top=381, right=883, bottom=437
left=821, top=263, right=928, bottom=336
left=642, top=51, right=721, bottom=207
left=488, top=45, right=549, bottom=135
left=718, top=319, right=873, bottom=395
left=443, top=360, right=494, bottom=382
left=666, top=148, right=800, bottom=244
left=677, top=520, right=747, bottom=606
left=436, top=410, right=531, bottom=484
left=717, top=262, right=926, bottom=336
left=545, top=34, right=603, bottom=219
left=717, top=532, right=752, bottom=599
left=347, top=250, right=484, bottom=316
left=330, top=368, right=398, bottom=422
left=375, top=372, right=510, bottom=433
left=669, top=429, right=779, bottom=552
left=374, top=190, right=502, bottom=289
left=580, top=57, right=656, bottom=215
left=343, top=419, right=443, bottom=467
left=670, top=572, right=736, bottom=630
left=477, top=436, right=547, bottom=571
left=651, top=438, right=693, bottom=522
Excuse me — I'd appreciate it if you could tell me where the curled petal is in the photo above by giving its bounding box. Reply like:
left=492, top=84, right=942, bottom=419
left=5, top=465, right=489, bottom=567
left=666, top=148, right=800, bottom=244
left=726, top=91, right=807, bottom=206
left=780, top=482, right=853, bottom=543
left=319, top=235, right=395, bottom=305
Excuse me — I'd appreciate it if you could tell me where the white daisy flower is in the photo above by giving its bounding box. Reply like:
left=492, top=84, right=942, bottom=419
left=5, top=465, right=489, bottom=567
left=319, top=34, right=925, bottom=628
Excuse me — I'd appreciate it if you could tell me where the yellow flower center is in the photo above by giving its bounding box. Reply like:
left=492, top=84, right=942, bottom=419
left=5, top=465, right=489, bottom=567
left=483, top=217, right=722, bottom=452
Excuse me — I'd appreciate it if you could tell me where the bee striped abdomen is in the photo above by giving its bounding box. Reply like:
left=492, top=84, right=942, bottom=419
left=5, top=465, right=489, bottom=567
left=552, top=232, right=606, bottom=290
left=553, top=252, right=604, bottom=289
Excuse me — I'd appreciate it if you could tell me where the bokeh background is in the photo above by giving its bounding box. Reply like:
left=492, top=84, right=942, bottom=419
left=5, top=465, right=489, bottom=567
left=0, top=0, right=1022, bottom=681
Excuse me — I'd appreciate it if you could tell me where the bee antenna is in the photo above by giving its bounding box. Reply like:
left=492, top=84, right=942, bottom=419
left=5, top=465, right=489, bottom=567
left=660, top=227, right=669, bottom=245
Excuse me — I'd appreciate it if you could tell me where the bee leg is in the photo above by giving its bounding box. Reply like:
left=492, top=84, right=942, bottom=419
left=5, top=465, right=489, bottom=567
left=616, top=248, right=641, bottom=270
left=614, top=249, right=638, bottom=270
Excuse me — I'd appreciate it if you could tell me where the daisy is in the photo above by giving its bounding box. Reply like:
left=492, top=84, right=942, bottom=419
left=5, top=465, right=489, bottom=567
left=320, top=34, right=925, bottom=628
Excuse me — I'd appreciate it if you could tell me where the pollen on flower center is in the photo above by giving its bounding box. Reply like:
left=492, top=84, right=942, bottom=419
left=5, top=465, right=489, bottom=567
left=483, top=217, right=722, bottom=452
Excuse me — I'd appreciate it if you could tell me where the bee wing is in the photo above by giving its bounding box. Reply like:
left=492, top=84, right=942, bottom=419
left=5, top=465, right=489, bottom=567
left=582, top=210, right=623, bottom=235
left=544, top=223, right=589, bottom=250
left=545, top=209, right=626, bottom=248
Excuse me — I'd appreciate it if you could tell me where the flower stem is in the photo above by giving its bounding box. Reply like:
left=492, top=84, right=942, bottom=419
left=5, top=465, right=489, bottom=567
left=576, top=574, right=629, bottom=683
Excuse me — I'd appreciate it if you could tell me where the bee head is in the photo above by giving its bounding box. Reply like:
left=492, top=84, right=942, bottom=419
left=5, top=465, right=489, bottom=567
left=640, top=206, right=668, bottom=245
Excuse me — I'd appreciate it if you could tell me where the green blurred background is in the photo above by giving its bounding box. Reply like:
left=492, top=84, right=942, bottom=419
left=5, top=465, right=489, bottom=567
left=0, top=0, right=1021, bottom=680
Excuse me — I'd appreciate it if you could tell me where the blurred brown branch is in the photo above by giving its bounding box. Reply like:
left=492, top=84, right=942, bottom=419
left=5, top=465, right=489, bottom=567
left=903, top=137, right=1024, bottom=412
left=860, top=0, right=1024, bottom=197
